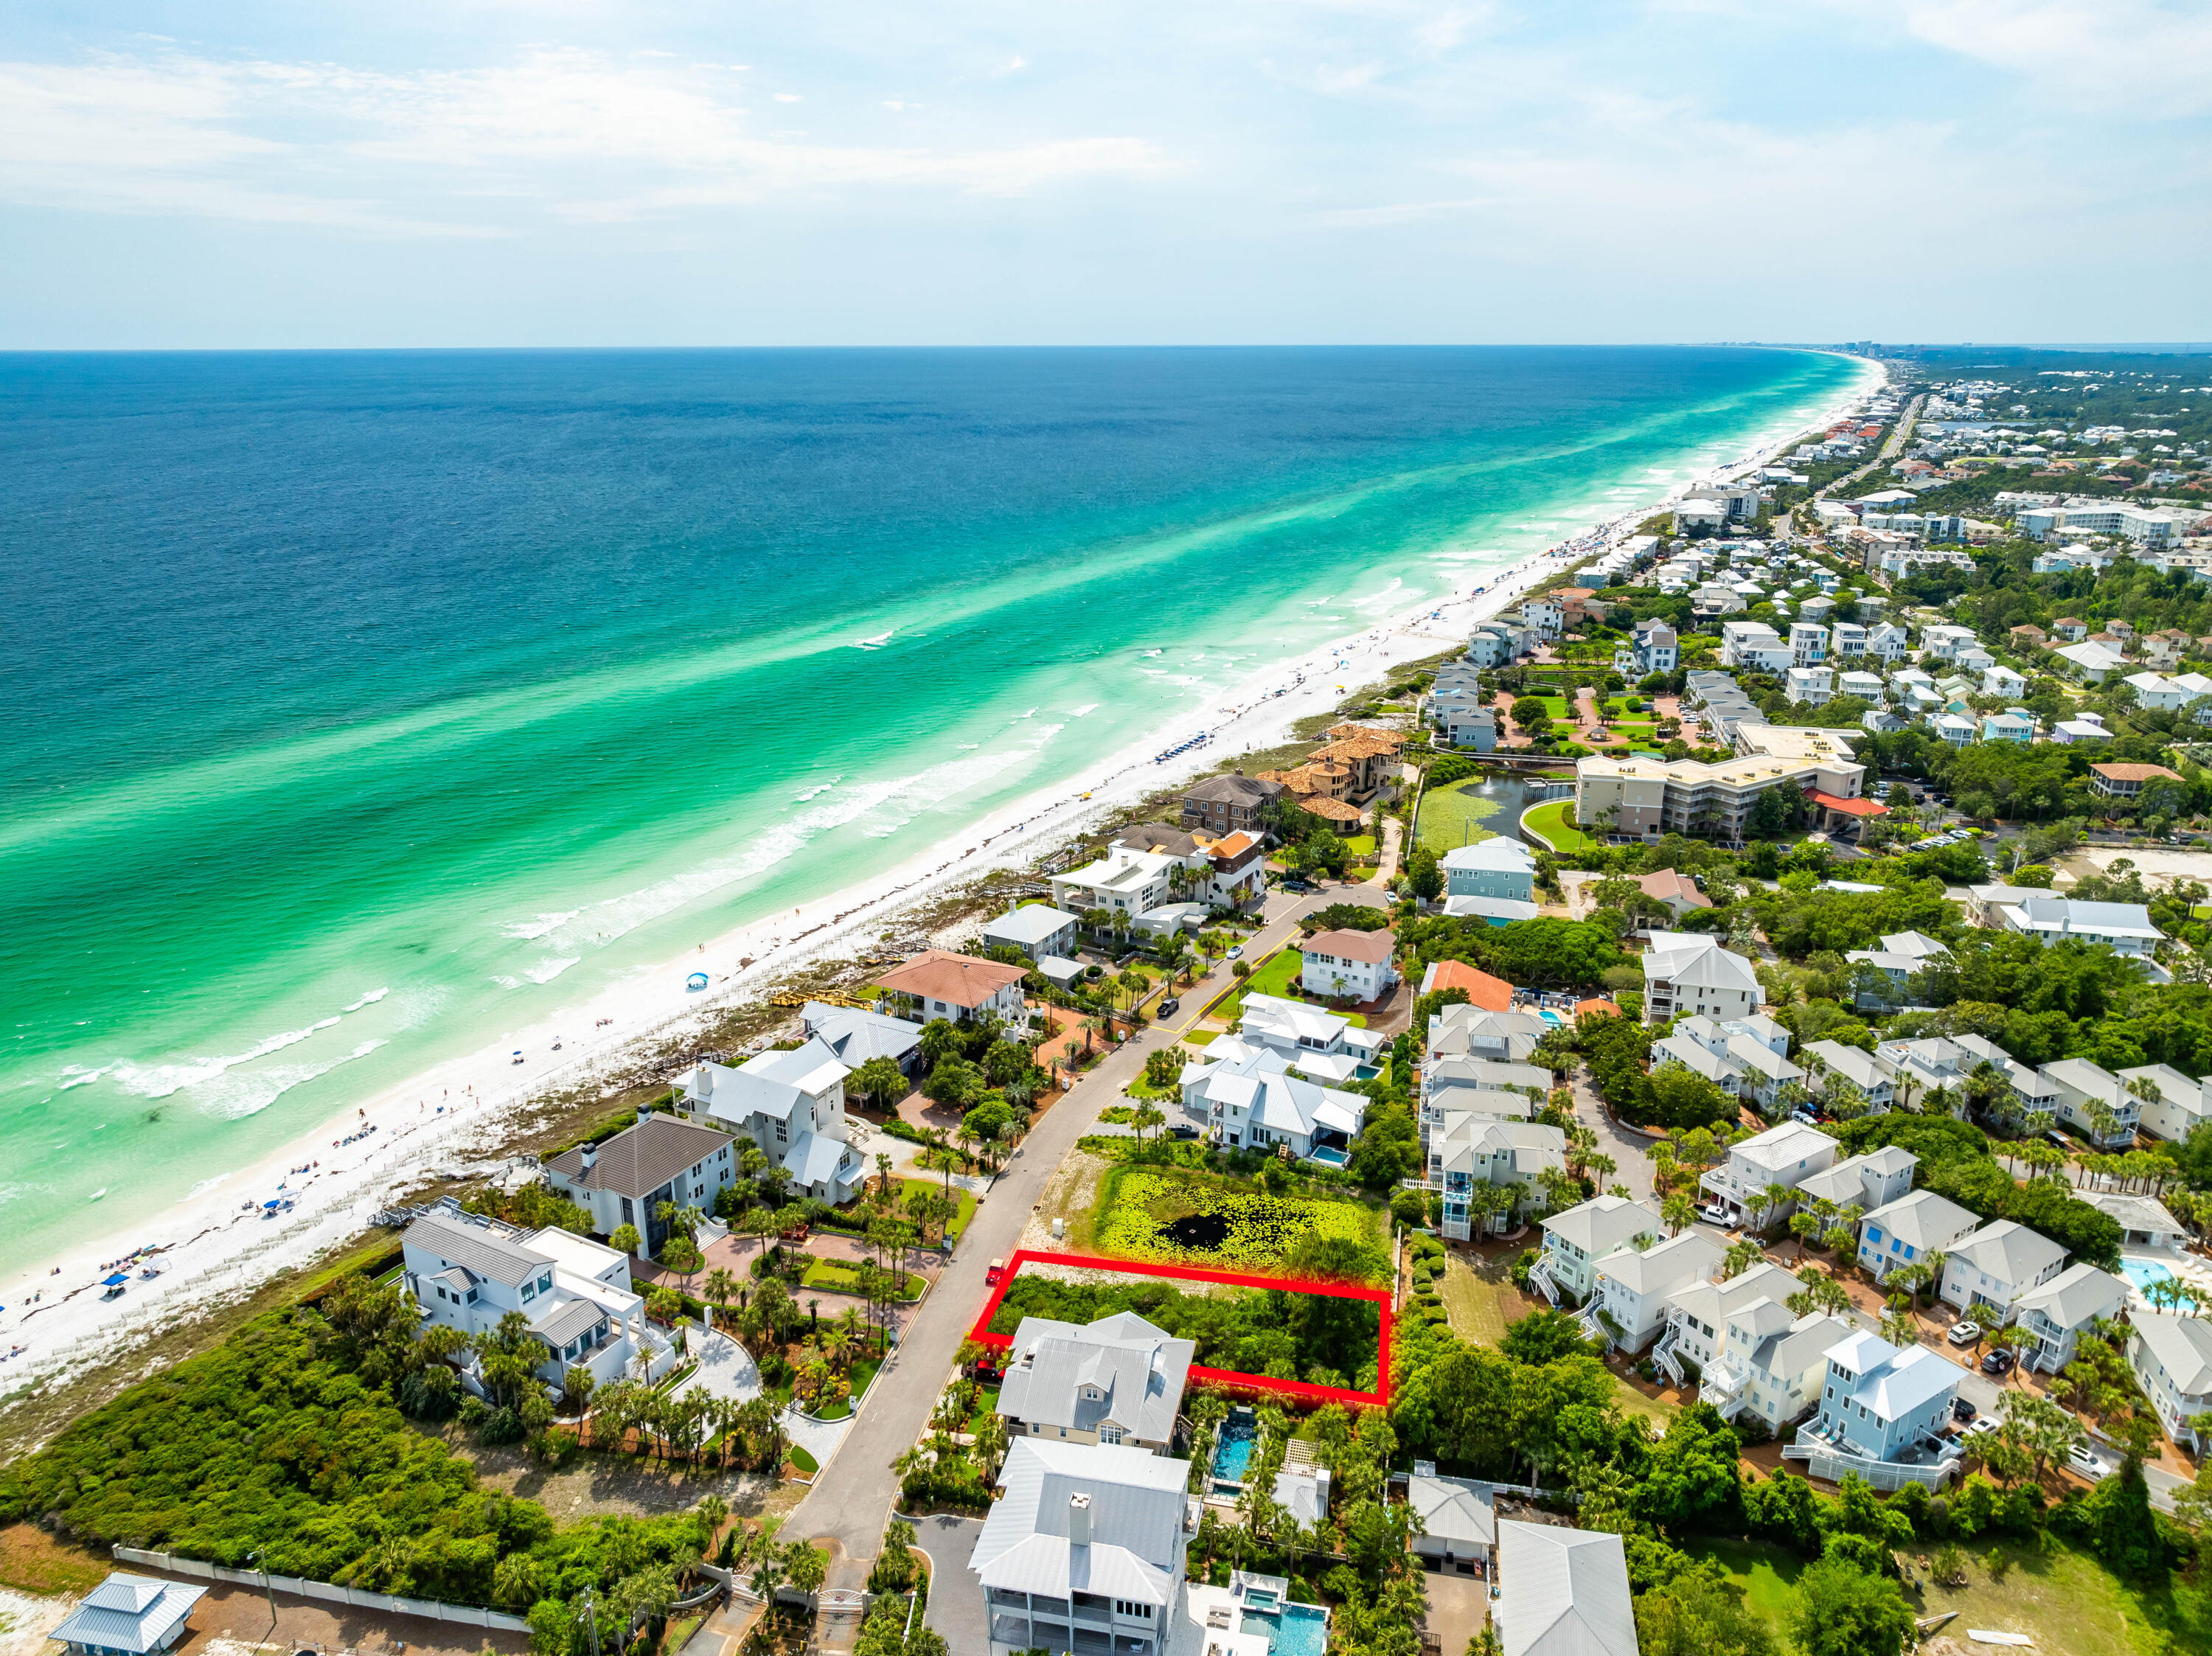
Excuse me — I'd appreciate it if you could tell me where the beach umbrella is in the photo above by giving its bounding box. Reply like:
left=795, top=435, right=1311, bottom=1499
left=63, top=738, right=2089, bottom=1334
left=102, top=1273, right=128, bottom=1286
left=262, top=1199, right=282, bottom=1209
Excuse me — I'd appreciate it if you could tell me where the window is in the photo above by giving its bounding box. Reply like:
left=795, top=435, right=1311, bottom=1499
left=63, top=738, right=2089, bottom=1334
left=1101, top=1425, right=1123, bottom=1445
left=1116, top=1601, right=1152, bottom=1620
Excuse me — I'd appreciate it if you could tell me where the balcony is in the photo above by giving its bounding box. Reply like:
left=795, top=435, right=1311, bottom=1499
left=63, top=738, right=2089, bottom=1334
left=1784, top=1424, right=1964, bottom=1492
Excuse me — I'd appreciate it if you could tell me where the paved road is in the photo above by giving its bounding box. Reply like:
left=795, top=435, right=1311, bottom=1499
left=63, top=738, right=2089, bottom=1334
left=1815, top=394, right=1925, bottom=501
left=914, top=1514, right=987, bottom=1649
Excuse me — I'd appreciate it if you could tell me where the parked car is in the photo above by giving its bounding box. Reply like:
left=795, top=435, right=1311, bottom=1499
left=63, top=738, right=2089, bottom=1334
left=1981, top=1349, right=2017, bottom=1375
left=1228, top=944, right=1243, bottom=959
left=1788, top=1109, right=1821, bottom=1127
left=1952, top=1397, right=1977, bottom=1424
left=1947, top=1321, right=1983, bottom=1346
left=1157, top=997, right=1179, bottom=1017
left=1697, top=1203, right=1732, bottom=1227
left=1966, top=1416, right=2000, bottom=1439
left=2067, top=1442, right=2105, bottom=1478
left=1167, top=1124, right=1200, bottom=1141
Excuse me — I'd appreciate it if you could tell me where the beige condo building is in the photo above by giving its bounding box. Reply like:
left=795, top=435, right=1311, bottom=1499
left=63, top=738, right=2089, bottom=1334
left=1574, top=726, right=1873, bottom=844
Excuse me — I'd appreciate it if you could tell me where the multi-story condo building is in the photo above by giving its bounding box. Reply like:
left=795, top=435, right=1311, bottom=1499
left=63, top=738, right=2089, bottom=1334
left=1697, top=1121, right=1837, bottom=1229
left=1573, top=727, right=1871, bottom=844
left=2012, top=1263, right=2129, bottom=1375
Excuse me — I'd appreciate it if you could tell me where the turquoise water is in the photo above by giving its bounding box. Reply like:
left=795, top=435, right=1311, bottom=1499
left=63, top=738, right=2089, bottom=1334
left=1239, top=1604, right=1330, bottom=1656
left=2119, top=1256, right=2179, bottom=1293
left=0, top=347, right=1865, bottom=1273
left=1214, top=1414, right=1259, bottom=1482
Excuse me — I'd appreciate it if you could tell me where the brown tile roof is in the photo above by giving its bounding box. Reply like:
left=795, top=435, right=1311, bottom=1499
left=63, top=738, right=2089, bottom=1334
left=546, top=1114, right=734, bottom=1200
left=1304, top=928, right=1396, bottom=965
left=2090, top=762, right=2183, bottom=784
left=1638, top=869, right=1711, bottom=908
left=1186, top=773, right=1284, bottom=804
left=1326, top=723, right=1406, bottom=748
left=872, top=949, right=1029, bottom=1008
left=1298, top=795, right=1366, bottom=824
left=1575, top=998, right=1624, bottom=1020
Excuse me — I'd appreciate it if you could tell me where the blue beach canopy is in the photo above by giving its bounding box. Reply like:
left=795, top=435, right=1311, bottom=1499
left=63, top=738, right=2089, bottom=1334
left=262, top=1199, right=282, bottom=1208
left=102, top=1273, right=128, bottom=1285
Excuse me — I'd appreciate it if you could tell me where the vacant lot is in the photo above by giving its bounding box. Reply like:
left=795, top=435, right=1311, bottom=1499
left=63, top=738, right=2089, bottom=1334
left=1419, top=777, right=1508, bottom=853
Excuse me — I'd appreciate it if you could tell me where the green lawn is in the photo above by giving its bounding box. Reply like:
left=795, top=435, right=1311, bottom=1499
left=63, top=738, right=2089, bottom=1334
left=801, top=1257, right=925, bottom=1301
left=1523, top=799, right=1599, bottom=852
left=1339, top=834, right=1378, bottom=858
left=1686, top=1534, right=2209, bottom=1656
left=790, top=1445, right=819, bottom=1475
left=1211, top=949, right=1369, bottom=1026
left=1419, top=776, right=1509, bottom=853
left=883, top=1176, right=977, bottom=1242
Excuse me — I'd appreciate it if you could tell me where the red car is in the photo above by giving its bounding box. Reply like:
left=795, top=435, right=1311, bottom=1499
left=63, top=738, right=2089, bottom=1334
left=986, top=1258, right=1005, bottom=1285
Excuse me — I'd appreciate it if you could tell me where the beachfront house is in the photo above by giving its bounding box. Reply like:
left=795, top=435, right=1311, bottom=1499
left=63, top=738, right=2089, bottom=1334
left=1697, top=1121, right=1839, bottom=1230
left=1050, top=847, right=1182, bottom=920
left=1528, top=1195, right=1663, bottom=1307
left=1855, top=1190, right=1980, bottom=1284
left=972, top=1440, right=1190, bottom=1656
left=2012, top=1263, right=2129, bottom=1374
left=1939, top=1221, right=2069, bottom=1324
left=872, top=948, right=1031, bottom=1026
left=800, top=999, right=925, bottom=1075
left=2129, top=1314, right=2212, bottom=1454
left=1299, top=928, right=1398, bottom=1003
left=400, top=1207, right=672, bottom=1398
left=984, top=903, right=1081, bottom=962
left=543, top=1111, right=737, bottom=1256
left=678, top=1037, right=866, bottom=1204
left=1180, top=771, right=1284, bottom=835
left=995, top=1311, right=1195, bottom=1453
left=1492, top=1523, right=1640, bottom=1656
left=48, top=1575, right=208, bottom=1656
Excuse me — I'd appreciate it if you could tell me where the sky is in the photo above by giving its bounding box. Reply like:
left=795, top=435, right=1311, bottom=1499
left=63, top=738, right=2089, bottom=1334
left=2, top=1, right=2208, bottom=347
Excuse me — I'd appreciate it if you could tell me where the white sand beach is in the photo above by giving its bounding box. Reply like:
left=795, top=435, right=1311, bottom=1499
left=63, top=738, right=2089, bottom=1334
left=0, top=358, right=1882, bottom=1417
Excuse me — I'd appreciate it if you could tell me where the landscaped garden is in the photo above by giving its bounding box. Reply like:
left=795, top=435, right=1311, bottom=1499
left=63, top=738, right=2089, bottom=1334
left=1522, top=798, right=1600, bottom=851
left=1417, top=774, right=1508, bottom=853
left=1088, top=1163, right=1389, bottom=1277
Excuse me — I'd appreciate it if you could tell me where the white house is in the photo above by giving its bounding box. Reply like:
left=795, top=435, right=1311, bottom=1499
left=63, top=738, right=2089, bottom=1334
left=1842, top=930, right=1951, bottom=1005
left=1299, top=928, right=1397, bottom=1003
left=801, top=1000, right=924, bottom=1074
left=2129, top=1314, right=2212, bottom=1454
left=2039, top=1055, right=2145, bottom=1151
left=1801, top=1329, right=1963, bottom=1486
left=1431, top=1116, right=1567, bottom=1240
left=544, top=1113, right=738, bottom=1256
left=995, top=1311, right=1195, bottom=1452
left=2012, top=1263, right=2129, bottom=1374
left=973, top=1440, right=1189, bottom=1656
left=48, top=1576, right=209, bottom=1656
left=984, top=904, right=1082, bottom=962
left=1994, top=900, right=2164, bottom=964
left=1529, top=1195, right=1662, bottom=1307
left=400, top=1208, right=671, bottom=1397
left=1640, top=931, right=1762, bottom=1026
left=1590, top=1230, right=1722, bottom=1352
left=2054, top=640, right=2127, bottom=683
left=1697, top=1121, right=1839, bottom=1229
left=872, top=949, right=1032, bottom=1025
left=1440, top=838, right=1537, bottom=903
left=1235, top=992, right=1385, bottom=1078
left=2083, top=1189, right=2191, bottom=1250
left=2116, top=1063, right=2212, bottom=1147
left=1799, top=1040, right=1898, bottom=1112
left=679, top=1038, right=866, bottom=1203
left=1180, top=1045, right=1367, bottom=1158
left=1795, top=1145, right=1917, bottom=1214
left=1493, top=1523, right=1639, bottom=1656
left=1939, top=1220, right=2068, bottom=1323
left=1784, top=666, right=1833, bottom=705
left=1407, top=1474, right=1497, bottom=1575
left=1050, top=846, right=1183, bottom=918
left=1855, top=1191, right=1980, bottom=1284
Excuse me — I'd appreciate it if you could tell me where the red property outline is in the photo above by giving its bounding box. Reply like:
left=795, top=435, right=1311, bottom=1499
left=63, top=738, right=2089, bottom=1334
left=967, top=1248, right=1392, bottom=1408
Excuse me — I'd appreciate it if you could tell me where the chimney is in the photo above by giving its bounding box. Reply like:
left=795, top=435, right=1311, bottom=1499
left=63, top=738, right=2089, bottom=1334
left=580, top=1143, right=598, bottom=1172
left=638, top=1104, right=654, bottom=1127
left=695, top=1066, right=714, bottom=1100
left=1067, top=1492, right=1091, bottom=1548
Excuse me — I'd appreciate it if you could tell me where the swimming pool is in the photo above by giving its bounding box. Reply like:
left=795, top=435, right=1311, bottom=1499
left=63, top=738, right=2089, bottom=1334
left=1239, top=1604, right=1329, bottom=1656
left=1535, top=1007, right=1566, bottom=1028
left=1212, top=1416, right=1256, bottom=1483
left=2120, top=1256, right=2183, bottom=1294
left=1308, top=1145, right=1349, bottom=1168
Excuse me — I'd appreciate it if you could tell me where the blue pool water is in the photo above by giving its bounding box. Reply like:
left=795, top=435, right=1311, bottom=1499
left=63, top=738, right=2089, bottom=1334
left=2119, top=1257, right=2180, bottom=1293
left=1213, top=1419, right=1256, bottom=1483
left=1239, top=1605, right=1330, bottom=1656
left=1308, top=1146, right=1349, bottom=1168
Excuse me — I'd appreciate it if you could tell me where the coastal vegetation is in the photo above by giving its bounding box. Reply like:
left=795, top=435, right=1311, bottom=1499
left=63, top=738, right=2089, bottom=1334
left=987, top=1270, right=1382, bottom=1391
left=1090, top=1163, right=1388, bottom=1277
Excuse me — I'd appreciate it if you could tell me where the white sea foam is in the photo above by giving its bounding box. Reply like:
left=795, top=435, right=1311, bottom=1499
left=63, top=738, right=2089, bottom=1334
left=187, top=1172, right=232, bottom=1200
left=1070, top=704, right=1099, bottom=717
left=111, top=1016, right=344, bottom=1101
left=503, top=911, right=580, bottom=942
left=490, top=975, right=520, bottom=989
left=854, top=629, right=896, bottom=649
left=527, top=956, right=582, bottom=984
left=184, top=1038, right=389, bottom=1121
left=341, top=987, right=390, bottom=1012
left=794, top=778, right=840, bottom=801
left=58, top=1064, right=116, bottom=1090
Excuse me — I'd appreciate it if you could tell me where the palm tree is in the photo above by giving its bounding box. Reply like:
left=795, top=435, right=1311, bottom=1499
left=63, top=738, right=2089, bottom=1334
left=1755, top=1181, right=1795, bottom=1234
left=1661, top=1193, right=1696, bottom=1236
left=705, top=1267, right=738, bottom=1321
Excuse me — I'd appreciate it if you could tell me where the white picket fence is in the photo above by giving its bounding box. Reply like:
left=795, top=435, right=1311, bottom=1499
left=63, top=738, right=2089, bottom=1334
left=111, top=1547, right=532, bottom=1632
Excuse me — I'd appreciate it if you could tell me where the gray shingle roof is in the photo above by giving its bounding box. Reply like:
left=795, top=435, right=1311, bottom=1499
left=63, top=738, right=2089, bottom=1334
left=403, top=1213, right=555, bottom=1289
left=545, top=1114, right=733, bottom=1201
left=997, top=1312, right=1194, bottom=1443
left=530, top=1295, right=607, bottom=1349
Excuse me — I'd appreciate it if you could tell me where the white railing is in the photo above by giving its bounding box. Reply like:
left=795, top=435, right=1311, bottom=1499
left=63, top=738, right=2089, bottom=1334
left=1700, top=1361, right=1749, bottom=1416
left=1527, top=1253, right=1562, bottom=1307
left=1652, top=1322, right=1686, bottom=1387
left=1575, top=1303, right=1609, bottom=1346
left=1786, top=1427, right=1963, bottom=1492
left=111, top=1548, right=531, bottom=1632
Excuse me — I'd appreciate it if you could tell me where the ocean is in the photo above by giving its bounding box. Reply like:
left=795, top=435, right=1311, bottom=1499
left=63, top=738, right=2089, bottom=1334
left=0, top=346, right=1863, bottom=1273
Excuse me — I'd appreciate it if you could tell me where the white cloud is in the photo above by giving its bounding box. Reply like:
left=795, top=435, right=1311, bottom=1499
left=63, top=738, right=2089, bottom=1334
left=0, top=46, right=1174, bottom=234
left=1888, top=1, right=2212, bottom=116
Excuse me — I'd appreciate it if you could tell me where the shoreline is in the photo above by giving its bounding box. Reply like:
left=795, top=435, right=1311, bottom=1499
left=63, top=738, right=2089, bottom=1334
left=0, top=354, right=1884, bottom=1417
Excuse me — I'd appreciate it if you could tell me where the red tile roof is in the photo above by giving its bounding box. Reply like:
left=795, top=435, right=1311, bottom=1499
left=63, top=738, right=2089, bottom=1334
left=872, top=950, right=1029, bottom=1009
left=1810, top=791, right=1888, bottom=818
left=1424, top=959, right=1514, bottom=1012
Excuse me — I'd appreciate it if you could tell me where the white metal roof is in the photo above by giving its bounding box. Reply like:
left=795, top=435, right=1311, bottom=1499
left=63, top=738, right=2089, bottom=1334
left=1495, top=1523, right=1638, bottom=1656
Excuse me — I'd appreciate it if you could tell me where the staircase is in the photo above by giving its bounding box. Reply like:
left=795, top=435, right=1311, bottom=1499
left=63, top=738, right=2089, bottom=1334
left=1700, top=1361, right=1749, bottom=1419
left=1574, top=1302, right=1608, bottom=1347
left=1652, top=1321, right=1686, bottom=1387
left=1527, top=1253, right=1562, bottom=1307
